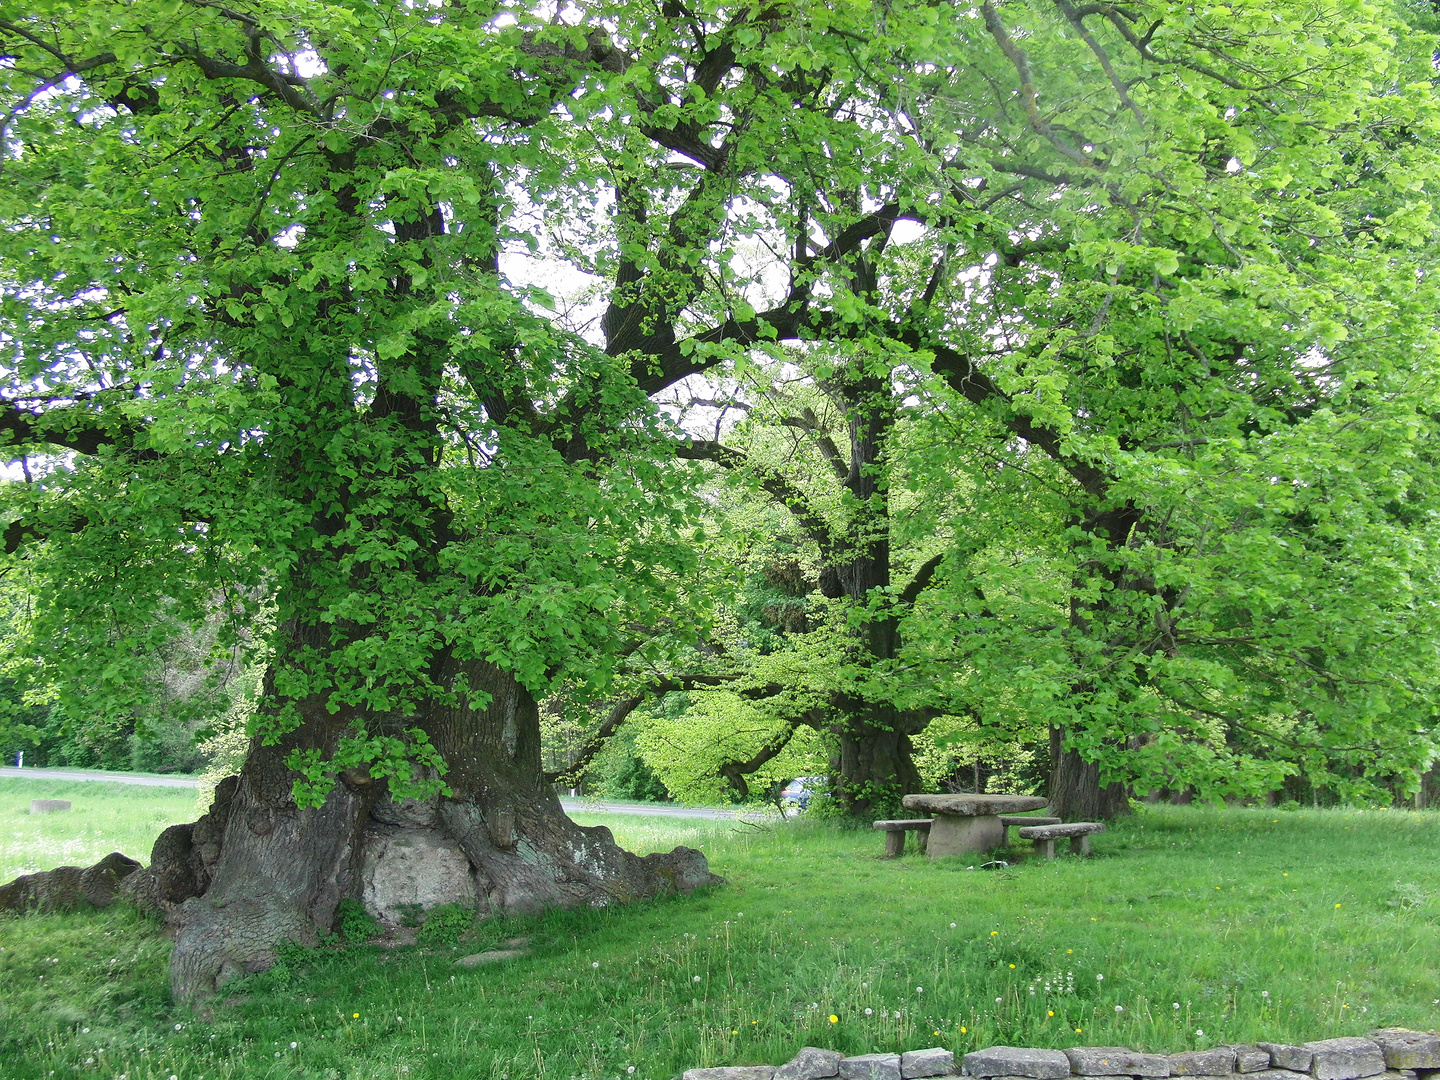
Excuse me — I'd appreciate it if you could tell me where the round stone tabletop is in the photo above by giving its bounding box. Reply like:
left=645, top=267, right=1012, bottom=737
left=901, top=793, right=1049, bottom=816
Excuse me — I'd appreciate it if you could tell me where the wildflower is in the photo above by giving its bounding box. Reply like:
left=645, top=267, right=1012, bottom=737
left=951, top=923, right=957, bottom=928
left=290, top=1042, right=298, bottom=1049
left=592, top=961, right=600, bottom=968
left=1009, top=964, right=1016, bottom=969
left=865, top=1008, right=873, bottom=1016
left=995, top=997, right=1002, bottom=1004
left=174, top=1024, right=183, bottom=1032
left=1096, top=973, right=1104, bottom=981
left=352, top=1013, right=359, bottom=1019
left=1196, top=1029, right=1205, bottom=1037
left=990, top=931, right=998, bottom=936
left=916, top=987, right=924, bottom=994
left=1115, top=1006, right=1124, bottom=1013
left=693, top=976, right=702, bottom=983
left=1067, top=949, right=1073, bottom=954
left=732, top=1029, right=739, bottom=1035
left=1075, top=1029, right=1082, bottom=1034
left=275, top=1051, right=282, bottom=1058
left=1335, top=904, right=1342, bottom=909
left=1173, top=1003, right=1181, bottom=1010
left=1261, top=991, right=1269, bottom=999
left=81, top=1028, right=89, bottom=1034
left=1048, top=1011, right=1055, bottom=1017
left=960, top=1026, right=968, bottom=1034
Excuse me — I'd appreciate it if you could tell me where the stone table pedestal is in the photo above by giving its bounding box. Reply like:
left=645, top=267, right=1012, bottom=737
left=900, top=793, right=1049, bottom=857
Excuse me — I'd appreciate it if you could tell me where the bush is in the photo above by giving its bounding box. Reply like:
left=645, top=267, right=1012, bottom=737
left=334, top=898, right=379, bottom=944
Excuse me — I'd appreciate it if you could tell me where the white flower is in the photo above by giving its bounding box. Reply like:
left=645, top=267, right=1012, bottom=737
left=1115, top=1006, right=1124, bottom=1013
left=628, top=1068, right=636, bottom=1075
left=1196, top=1030, right=1205, bottom=1037
left=916, top=987, right=924, bottom=994
left=275, top=1051, right=282, bottom=1058
left=693, top=976, right=702, bottom=983
left=995, top=997, right=1003, bottom=1004
left=950, top=922, right=957, bottom=928
left=1096, top=974, right=1104, bottom=981
left=81, top=1028, right=89, bottom=1034
left=1173, top=1003, right=1181, bottom=1010
left=591, top=961, right=600, bottom=969
left=174, top=1024, right=183, bottom=1031
left=893, top=1011, right=901, bottom=1019
left=865, top=1008, right=873, bottom=1016
left=1261, top=991, right=1270, bottom=998
left=290, top=1041, right=298, bottom=1049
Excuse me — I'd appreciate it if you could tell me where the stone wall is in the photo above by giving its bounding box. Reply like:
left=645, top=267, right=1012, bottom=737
left=682, top=1029, right=1440, bottom=1080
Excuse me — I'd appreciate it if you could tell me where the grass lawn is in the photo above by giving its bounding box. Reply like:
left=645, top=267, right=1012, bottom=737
left=2, top=783, right=1439, bottom=1080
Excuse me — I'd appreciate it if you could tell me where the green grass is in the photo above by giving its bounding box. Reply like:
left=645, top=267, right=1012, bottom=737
left=0, top=778, right=200, bottom=881
left=3, top=799, right=1440, bottom=1080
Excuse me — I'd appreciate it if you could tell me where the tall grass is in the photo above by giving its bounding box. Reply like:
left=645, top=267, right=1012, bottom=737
left=0, top=778, right=198, bottom=880
left=2, top=795, right=1439, bottom=1080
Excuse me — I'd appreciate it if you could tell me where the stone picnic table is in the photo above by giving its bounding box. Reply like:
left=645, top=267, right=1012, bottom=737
left=900, top=793, right=1050, bottom=857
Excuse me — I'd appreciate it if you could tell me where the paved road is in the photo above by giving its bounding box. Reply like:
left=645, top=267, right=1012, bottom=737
left=0, top=766, right=770, bottom=820
left=0, top=766, right=199, bottom=788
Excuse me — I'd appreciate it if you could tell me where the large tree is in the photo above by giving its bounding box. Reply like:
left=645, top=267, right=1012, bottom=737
left=2, top=0, right=1440, bottom=1001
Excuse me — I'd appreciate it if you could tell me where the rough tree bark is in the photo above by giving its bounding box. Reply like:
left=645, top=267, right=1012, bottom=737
left=153, top=640, right=716, bottom=1002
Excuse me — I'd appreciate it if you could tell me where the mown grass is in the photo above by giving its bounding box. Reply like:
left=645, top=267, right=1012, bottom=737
left=0, top=778, right=199, bottom=881
left=2, top=792, right=1440, bottom=1080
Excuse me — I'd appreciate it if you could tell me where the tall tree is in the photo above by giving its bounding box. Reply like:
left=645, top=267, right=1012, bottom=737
left=2, top=0, right=1439, bottom=1000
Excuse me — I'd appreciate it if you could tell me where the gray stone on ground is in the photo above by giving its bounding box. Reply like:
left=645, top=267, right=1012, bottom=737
left=1225, top=1047, right=1273, bottom=1074
left=902, top=1049, right=955, bottom=1079
left=1065, top=1048, right=1170, bottom=1077
left=1259, top=1046, right=1316, bottom=1073
left=452, top=948, right=528, bottom=968
left=965, top=1048, right=1073, bottom=1079
left=1302, top=1039, right=1386, bottom=1080
left=1171, top=1050, right=1237, bottom=1076
left=683, top=1069, right=777, bottom=1080
left=776, top=1047, right=842, bottom=1080
left=30, top=799, right=71, bottom=814
left=839, top=1053, right=902, bottom=1080
left=1369, top=1032, right=1440, bottom=1071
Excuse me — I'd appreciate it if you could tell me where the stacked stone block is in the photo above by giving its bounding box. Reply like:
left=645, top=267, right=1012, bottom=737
left=682, top=1028, right=1440, bottom=1080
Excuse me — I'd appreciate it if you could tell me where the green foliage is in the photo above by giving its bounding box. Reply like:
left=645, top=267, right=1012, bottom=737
left=5, top=806, right=1440, bottom=1078
left=585, top=724, right=672, bottom=803
left=0, top=0, right=1439, bottom=813
left=415, top=903, right=477, bottom=948
left=334, top=899, right=379, bottom=947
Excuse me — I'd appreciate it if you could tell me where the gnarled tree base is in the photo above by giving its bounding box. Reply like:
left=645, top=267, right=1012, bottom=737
left=142, top=771, right=718, bottom=1003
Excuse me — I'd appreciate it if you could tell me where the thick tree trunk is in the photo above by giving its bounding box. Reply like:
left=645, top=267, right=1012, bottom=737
left=162, top=648, right=717, bottom=1003
left=1046, top=726, right=1130, bottom=821
left=830, top=708, right=922, bottom=816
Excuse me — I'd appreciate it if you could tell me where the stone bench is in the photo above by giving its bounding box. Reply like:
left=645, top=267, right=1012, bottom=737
left=1017, top=821, right=1106, bottom=858
left=999, top=814, right=1061, bottom=845
left=873, top=818, right=932, bottom=858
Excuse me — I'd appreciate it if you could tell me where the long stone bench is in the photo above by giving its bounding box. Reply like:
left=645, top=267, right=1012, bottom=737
left=873, top=818, right=932, bottom=858
left=1017, top=821, right=1106, bottom=858
left=998, top=814, right=1061, bottom=845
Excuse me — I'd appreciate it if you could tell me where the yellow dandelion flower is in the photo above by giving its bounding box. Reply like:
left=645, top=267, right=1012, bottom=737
left=829, top=1015, right=839, bottom=1024
left=1008, top=964, right=1016, bottom=969
left=960, top=1027, right=968, bottom=1035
